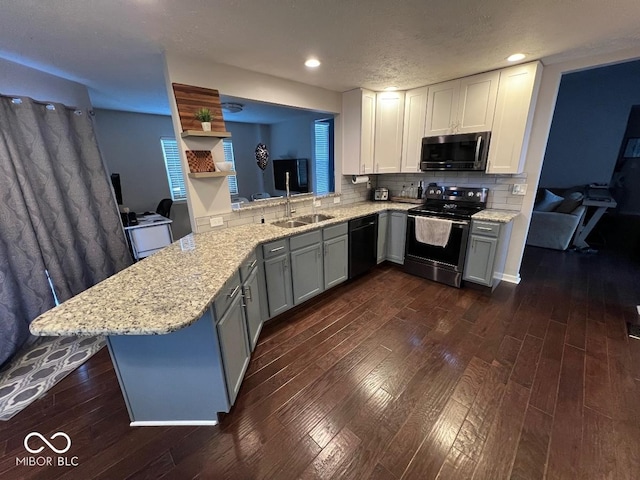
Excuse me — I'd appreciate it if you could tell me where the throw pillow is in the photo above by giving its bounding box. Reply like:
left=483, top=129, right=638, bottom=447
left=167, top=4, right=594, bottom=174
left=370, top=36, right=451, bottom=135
left=555, top=191, right=584, bottom=213
left=534, top=189, right=564, bottom=212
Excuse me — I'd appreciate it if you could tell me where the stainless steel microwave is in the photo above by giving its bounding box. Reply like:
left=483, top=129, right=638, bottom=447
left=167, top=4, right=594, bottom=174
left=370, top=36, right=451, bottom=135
left=420, top=131, right=490, bottom=171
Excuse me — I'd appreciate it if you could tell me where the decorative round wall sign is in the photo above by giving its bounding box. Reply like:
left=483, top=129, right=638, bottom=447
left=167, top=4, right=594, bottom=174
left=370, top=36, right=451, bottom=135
left=255, top=143, right=269, bottom=170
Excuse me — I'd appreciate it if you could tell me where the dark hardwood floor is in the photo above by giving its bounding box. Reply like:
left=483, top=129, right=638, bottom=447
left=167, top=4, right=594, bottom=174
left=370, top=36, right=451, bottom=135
left=3, top=236, right=640, bottom=479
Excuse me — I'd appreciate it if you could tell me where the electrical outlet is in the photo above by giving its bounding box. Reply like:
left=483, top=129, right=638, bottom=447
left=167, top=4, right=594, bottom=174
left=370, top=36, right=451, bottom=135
left=209, top=216, right=223, bottom=227
left=333, top=196, right=341, bottom=204
left=512, top=183, right=528, bottom=195
left=313, top=199, right=321, bottom=207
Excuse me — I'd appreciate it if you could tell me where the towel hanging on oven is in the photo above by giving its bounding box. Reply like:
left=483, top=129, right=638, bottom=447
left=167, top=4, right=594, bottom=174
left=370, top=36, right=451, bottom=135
left=415, top=216, right=452, bottom=247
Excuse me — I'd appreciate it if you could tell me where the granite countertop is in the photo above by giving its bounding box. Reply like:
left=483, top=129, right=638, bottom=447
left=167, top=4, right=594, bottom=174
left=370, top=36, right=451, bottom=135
left=29, top=201, right=414, bottom=337
left=471, top=208, right=519, bottom=223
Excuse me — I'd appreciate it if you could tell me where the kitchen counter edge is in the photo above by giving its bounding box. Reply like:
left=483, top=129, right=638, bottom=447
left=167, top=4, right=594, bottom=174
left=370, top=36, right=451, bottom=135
left=29, top=202, right=413, bottom=337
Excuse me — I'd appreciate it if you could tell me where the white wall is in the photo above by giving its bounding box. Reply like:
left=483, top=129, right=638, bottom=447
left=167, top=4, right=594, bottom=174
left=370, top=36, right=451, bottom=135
left=0, top=57, right=91, bottom=108
left=93, top=109, right=192, bottom=240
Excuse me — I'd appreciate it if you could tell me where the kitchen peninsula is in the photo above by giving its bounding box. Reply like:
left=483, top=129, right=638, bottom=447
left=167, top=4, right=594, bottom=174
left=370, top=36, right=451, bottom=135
left=29, top=200, right=517, bottom=426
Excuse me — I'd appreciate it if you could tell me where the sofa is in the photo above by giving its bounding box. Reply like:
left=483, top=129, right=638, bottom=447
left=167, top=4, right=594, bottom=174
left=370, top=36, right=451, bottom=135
left=526, top=188, right=587, bottom=250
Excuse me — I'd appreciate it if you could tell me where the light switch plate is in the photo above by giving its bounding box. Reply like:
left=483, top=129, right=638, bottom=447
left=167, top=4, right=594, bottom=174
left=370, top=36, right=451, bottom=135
left=333, top=197, right=341, bottom=204
left=209, top=216, right=223, bottom=227
left=313, top=199, right=321, bottom=207
left=512, top=184, right=528, bottom=195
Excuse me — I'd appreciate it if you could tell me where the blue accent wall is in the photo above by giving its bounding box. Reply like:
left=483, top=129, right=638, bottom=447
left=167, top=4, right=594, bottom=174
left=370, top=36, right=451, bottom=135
left=540, top=60, right=640, bottom=188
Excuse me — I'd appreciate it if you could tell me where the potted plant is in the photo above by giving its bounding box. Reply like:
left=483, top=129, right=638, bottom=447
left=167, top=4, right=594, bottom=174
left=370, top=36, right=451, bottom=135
left=194, top=108, right=212, bottom=131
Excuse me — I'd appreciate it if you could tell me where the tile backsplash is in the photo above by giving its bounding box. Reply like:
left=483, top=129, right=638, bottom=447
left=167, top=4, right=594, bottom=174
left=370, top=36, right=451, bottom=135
left=374, top=172, right=528, bottom=210
left=193, top=171, right=524, bottom=233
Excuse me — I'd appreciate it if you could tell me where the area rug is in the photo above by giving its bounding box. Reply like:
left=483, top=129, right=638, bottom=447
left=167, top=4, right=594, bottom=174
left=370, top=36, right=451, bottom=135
left=0, top=335, right=105, bottom=421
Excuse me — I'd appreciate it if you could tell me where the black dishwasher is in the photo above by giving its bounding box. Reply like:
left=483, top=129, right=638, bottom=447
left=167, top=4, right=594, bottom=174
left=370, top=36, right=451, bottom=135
left=348, top=214, right=378, bottom=279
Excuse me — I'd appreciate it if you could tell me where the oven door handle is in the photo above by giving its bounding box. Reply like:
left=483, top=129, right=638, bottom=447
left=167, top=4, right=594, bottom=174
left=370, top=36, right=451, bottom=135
left=408, top=215, right=469, bottom=226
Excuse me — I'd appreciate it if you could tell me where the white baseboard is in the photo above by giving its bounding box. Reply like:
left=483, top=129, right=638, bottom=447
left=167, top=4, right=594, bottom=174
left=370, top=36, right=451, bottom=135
left=130, top=420, right=218, bottom=427
left=496, top=273, right=521, bottom=284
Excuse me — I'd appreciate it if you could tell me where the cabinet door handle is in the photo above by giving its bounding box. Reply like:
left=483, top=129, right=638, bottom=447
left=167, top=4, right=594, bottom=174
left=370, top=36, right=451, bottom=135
left=228, top=285, right=240, bottom=299
left=324, top=244, right=327, bottom=256
left=248, top=259, right=257, bottom=270
left=270, top=246, right=285, bottom=253
left=477, top=226, right=492, bottom=231
left=245, top=285, right=252, bottom=301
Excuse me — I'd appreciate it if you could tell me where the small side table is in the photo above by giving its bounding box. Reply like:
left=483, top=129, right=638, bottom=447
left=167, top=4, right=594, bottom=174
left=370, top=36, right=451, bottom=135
left=572, top=191, right=617, bottom=251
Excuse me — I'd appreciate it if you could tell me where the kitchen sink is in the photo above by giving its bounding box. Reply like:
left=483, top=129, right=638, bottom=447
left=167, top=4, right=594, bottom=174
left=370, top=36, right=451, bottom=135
left=295, top=214, right=334, bottom=224
left=272, top=214, right=334, bottom=228
left=272, top=219, right=309, bottom=228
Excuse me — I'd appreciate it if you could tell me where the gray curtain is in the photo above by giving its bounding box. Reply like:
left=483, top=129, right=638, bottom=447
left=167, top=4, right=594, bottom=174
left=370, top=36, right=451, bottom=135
left=0, top=96, right=132, bottom=366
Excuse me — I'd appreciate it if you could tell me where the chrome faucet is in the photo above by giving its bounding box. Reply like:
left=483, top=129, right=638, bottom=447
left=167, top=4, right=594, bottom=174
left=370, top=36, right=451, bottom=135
left=285, top=171, right=295, bottom=218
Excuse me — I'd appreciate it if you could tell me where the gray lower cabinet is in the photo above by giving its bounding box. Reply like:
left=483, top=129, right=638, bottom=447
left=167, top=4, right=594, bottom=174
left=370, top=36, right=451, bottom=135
left=264, top=252, right=293, bottom=316
left=464, top=234, right=498, bottom=286
left=216, top=293, right=251, bottom=406
left=324, top=234, right=348, bottom=289
left=377, top=211, right=388, bottom=264
left=291, top=242, right=324, bottom=305
left=387, top=211, right=407, bottom=264
left=463, top=220, right=511, bottom=288
left=242, top=265, right=263, bottom=351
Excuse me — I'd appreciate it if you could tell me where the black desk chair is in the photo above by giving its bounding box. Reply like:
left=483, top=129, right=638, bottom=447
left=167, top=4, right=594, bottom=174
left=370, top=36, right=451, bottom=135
left=156, top=198, right=173, bottom=218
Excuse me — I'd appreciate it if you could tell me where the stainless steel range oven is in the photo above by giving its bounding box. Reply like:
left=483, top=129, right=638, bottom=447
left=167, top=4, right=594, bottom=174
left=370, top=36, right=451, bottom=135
left=404, top=186, right=488, bottom=287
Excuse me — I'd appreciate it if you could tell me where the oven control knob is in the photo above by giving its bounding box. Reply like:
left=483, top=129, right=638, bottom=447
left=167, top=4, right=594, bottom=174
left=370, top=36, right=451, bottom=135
left=436, top=189, right=442, bottom=194
left=467, top=192, right=474, bottom=197
left=476, top=192, right=482, bottom=197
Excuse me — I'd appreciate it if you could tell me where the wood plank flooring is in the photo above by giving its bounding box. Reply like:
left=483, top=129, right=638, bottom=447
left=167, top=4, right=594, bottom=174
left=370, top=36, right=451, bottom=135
left=2, top=242, right=640, bottom=479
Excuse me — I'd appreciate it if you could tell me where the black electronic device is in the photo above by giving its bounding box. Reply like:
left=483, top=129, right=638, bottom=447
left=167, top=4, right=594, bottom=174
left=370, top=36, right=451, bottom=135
left=273, top=159, right=309, bottom=193
left=110, top=173, right=123, bottom=205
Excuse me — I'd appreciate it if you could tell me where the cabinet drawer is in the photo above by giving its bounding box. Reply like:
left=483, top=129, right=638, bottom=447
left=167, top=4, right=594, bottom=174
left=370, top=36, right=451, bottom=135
left=262, top=239, right=289, bottom=259
left=323, top=222, right=348, bottom=240
left=290, top=230, right=322, bottom=250
left=239, top=250, right=258, bottom=282
left=214, top=270, right=242, bottom=319
left=471, top=221, right=500, bottom=237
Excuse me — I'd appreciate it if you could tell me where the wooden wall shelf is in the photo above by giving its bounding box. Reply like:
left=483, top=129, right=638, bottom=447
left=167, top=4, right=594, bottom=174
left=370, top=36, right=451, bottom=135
left=188, top=171, right=235, bottom=179
left=181, top=130, right=232, bottom=139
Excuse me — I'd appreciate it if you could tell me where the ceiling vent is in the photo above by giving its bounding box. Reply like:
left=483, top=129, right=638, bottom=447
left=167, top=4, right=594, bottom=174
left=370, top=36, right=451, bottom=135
left=221, top=102, right=244, bottom=114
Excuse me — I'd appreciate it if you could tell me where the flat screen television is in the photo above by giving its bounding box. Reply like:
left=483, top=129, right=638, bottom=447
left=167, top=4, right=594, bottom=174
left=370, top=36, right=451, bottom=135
left=273, top=158, right=309, bottom=193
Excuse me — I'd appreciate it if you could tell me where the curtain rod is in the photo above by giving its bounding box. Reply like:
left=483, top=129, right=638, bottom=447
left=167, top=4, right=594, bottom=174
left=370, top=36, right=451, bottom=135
left=0, top=93, right=79, bottom=111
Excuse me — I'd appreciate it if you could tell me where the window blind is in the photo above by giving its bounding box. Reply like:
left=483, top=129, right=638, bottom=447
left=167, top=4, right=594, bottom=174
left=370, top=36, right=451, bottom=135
left=314, top=121, right=331, bottom=195
left=160, top=138, right=187, bottom=201
left=223, top=139, right=239, bottom=195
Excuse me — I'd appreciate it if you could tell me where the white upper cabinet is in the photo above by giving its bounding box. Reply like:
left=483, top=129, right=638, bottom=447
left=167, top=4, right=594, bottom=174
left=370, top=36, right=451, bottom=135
left=486, top=61, right=543, bottom=174
left=401, top=87, right=428, bottom=173
left=425, top=71, right=499, bottom=136
left=374, top=91, right=405, bottom=173
left=456, top=71, right=499, bottom=133
left=425, top=80, right=459, bottom=136
left=342, top=88, right=376, bottom=175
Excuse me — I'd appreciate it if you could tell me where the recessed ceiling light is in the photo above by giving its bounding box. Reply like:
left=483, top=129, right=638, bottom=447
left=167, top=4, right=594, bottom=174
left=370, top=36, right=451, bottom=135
left=507, top=53, right=526, bottom=62
left=305, top=59, right=321, bottom=68
left=384, top=86, right=398, bottom=91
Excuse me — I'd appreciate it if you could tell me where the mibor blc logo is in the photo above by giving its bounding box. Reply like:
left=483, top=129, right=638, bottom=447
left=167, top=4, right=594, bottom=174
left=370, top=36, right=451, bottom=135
left=16, top=432, right=79, bottom=467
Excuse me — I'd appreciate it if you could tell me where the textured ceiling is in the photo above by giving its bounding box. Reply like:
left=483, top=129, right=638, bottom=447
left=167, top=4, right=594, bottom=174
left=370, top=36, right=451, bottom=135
left=1, top=0, right=639, bottom=115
